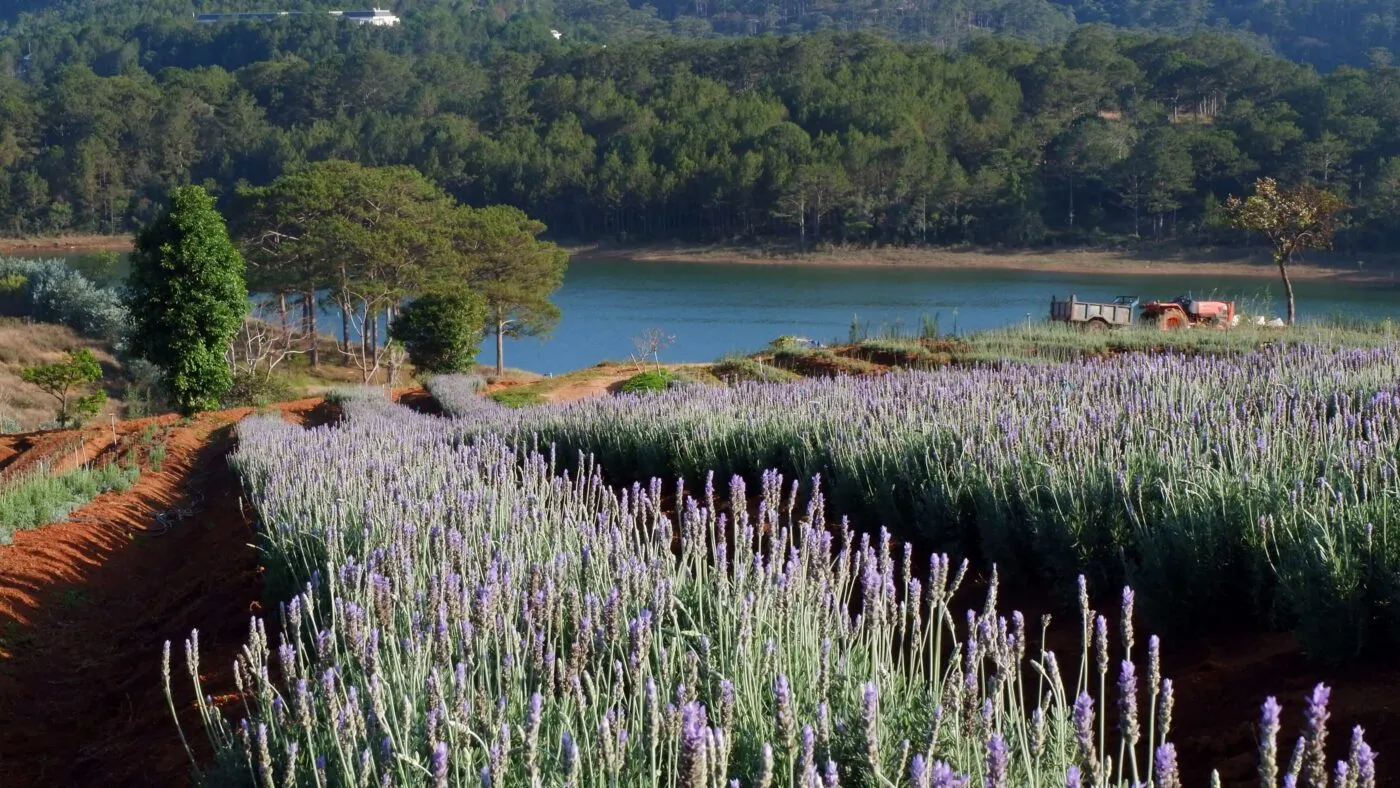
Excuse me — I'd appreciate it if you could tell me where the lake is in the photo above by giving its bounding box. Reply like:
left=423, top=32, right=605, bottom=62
left=17, top=251, right=1400, bottom=375
left=490, top=259, right=1400, bottom=374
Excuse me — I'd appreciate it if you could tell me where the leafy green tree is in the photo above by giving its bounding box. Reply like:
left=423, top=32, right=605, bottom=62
left=21, top=348, right=106, bottom=428
left=390, top=288, right=489, bottom=375
left=125, top=185, right=248, bottom=414
left=1224, top=177, right=1345, bottom=325
left=234, top=161, right=456, bottom=379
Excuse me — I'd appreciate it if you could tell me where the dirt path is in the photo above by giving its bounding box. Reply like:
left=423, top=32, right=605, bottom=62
left=0, top=398, right=327, bottom=788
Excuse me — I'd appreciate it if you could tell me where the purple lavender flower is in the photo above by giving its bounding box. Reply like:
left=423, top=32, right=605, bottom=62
left=1095, top=615, right=1109, bottom=677
left=1065, top=766, right=1082, bottom=788
left=1121, top=586, right=1136, bottom=656
left=824, top=760, right=841, bottom=788
left=775, top=674, right=796, bottom=750
left=432, top=741, right=449, bottom=788
left=862, top=681, right=881, bottom=773
left=1303, top=684, right=1332, bottom=788
left=759, top=742, right=775, bottom=788
left=1074, top=692, right=1101, bottom=784
left=800, top=724, right=816, bottom=781
left=1260, top=696, right=1282, bottom=788
left=985, top=734, right=1008, bottom=788
left=1119, top=660, right=1140, bottom=747
left=680, top=702, right=710, bottom=788
left=911, top=754, right=931, bottom=788
left=1154, top=743, right=1180, bottom=788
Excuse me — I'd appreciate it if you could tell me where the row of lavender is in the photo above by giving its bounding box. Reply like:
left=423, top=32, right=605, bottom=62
left=429, top=345, right=1400, bottom=660
left=170, top=394, right=1376, bottom=786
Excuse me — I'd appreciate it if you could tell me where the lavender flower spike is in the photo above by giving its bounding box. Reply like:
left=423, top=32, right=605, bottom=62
left=1260, top=696, right=1282, bottom=788
left=1303, top=684, right=1332, bottom=788
left=432, top=741, right=449, bottom=788
left=1154, top=743, right=1180, bottom=788
left=985, top=735, right=1009, bottom=788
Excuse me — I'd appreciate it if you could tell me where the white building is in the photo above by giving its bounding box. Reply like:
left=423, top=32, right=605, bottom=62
left=194, top=8, right=401, bottom=26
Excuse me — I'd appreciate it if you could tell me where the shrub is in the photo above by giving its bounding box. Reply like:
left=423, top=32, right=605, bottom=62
left=709, top=356, right=802, bottom=384
left=0, top=462, right=140, bottom=544
left=619, top=368, right=674, bottom=394
left=390, top=289, right=488, bottom=375
left=0, top=258, right=128, bottom=343
left=489, top=388, right=546, bottom=408
left=21, top=348, right=107, bottom=428
left=221, top=371, right=298, bottom=408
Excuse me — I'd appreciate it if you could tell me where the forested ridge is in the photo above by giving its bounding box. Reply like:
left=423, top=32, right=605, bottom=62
left=3, top=10, right=1400, bottom=251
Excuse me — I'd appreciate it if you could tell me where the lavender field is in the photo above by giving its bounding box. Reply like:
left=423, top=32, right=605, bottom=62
left=171, top=387, right=1379, bottom=787
left=429, top=345, right=1400, bottom=660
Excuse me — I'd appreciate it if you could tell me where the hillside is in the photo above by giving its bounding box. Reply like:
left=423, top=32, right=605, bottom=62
left=0, top=319, right=126, bottom=431
left=2, top=0, right=1396, bottom=70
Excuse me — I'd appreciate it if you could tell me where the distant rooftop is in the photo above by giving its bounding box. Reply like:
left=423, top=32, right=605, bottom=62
left=193, top=8, right=400, bottom=26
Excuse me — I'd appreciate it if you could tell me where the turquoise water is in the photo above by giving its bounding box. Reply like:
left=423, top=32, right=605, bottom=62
left=489, top=260, right=1400, bottom=374
left=19, top=251, right=1399, bottom=375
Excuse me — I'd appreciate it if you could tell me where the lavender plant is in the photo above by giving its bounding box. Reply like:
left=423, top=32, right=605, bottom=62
left=171, top=394, right=1378, bottom=786
left=430, top=344, right=1400, bottom=659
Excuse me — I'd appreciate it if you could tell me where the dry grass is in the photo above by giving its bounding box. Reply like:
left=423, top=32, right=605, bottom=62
left=0, top=319, right=125, bottom=432
left=0, top=234, right=133, bottom=254
left=569, top=242, right=1400, bottom=283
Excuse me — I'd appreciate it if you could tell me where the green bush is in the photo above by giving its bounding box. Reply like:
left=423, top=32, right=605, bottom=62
left=0, top=258, right=127, bottom=342
left=21, top=348, right=107, bottom=427
left=0, top=463, right=140, bottom=544
left=709, top=356, right=802, bottom=385
left=619, top=369, right=674, bottom=394
left=390, top=289, right=488, bottom=374
left=489, top=389, right=546, bottom=408
left=222, top=371, right=299, bottom=408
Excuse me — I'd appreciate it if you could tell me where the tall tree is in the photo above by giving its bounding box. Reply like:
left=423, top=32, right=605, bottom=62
left=234, top=161, right=456, bottom=380
left=125, top=185, right=248, bottom=414
left=1224, top=177, right=1345, bottom=325
left=449, top=205, right=569, bottom=377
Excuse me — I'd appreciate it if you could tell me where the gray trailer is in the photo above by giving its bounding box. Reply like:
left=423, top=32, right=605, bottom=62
left=1049, top=294, right=1139, bottom=329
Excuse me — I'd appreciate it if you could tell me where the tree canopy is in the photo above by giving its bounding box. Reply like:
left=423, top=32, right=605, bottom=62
left=0, top=26, right=1398, bottom=253
left=125, top=185, right=248, bottom=414
left=1225, top=177, right=1345, bottom=325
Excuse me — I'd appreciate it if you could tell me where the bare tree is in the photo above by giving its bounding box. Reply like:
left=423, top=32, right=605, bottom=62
left=631, top=328, right=675, bottom=372
left=226, top=299, right=308, bottom=386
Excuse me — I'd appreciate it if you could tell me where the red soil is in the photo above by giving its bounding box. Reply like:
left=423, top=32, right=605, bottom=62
left=2, top=393, right=1398, bottom=787
left=0, top=399, right=326, bottom=788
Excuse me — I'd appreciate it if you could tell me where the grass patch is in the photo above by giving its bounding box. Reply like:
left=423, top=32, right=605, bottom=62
left=708, top=356, right=802, bottom=384
left=618, top=368, right=674, bottom=394
left=489, top=389, right=547, bottom=408
left=0, top=461, right=140, bottom=544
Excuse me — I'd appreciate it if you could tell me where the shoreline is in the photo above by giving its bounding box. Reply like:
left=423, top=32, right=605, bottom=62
left=0, top=234, right=134, bottom=255
left=568, top=243, right=1400, bottom=284
left=3, top=234, right=1395, bottom=285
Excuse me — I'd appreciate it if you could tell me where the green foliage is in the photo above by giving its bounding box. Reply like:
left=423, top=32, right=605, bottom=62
left=20, top=347, right=106, bottom=427
left=0, top=258, right=127, bottom=342
left=126, top=186, right=248, bottom=415
left=488, top=388, right=547, bottom=408
left=709, top=356, right=803, bottom=384
left=68, top=250, right=123, bottom=287
left=0, top=462, right=139, bottom=544
left=390, top=289, right=489, bottom=374
left=618, top=368, right=675, bottom=394
left=222, top=370, right=299, bottom=409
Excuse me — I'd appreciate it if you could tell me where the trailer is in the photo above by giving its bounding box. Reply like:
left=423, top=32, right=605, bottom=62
left=1049, top=294, right=1139, bottom=329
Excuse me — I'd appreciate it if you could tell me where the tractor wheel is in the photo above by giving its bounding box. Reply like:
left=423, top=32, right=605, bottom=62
left=1158, top=313, right=1187, bottom=330
left=1084, top=318, right=1110, bottom=331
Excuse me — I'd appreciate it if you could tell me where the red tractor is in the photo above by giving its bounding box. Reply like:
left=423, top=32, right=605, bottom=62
left=1139, top=296, right=1237, bottom=330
